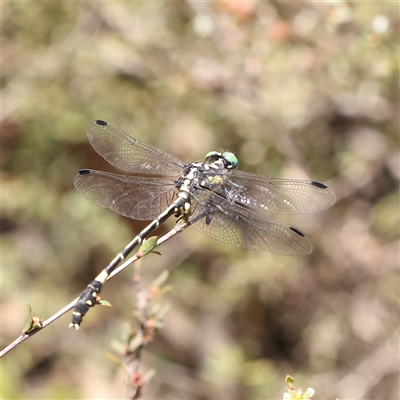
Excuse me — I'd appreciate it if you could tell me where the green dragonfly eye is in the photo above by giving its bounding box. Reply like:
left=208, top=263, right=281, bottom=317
left=205, top=151, right=238, bottom=169
left=205, top=151, right=219, bottom=161
left=222, top=152, right=238, bottom=169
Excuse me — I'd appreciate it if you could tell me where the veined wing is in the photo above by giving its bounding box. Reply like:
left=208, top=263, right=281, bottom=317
left=190, top=191, right=313, bottom=255
left=74, top=169, right=177, bottom=220
left=224, top=170, right=336, bottom=214
left=86, top=120, right=185, bottom=175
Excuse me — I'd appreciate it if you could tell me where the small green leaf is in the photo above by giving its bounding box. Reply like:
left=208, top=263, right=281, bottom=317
left=120, top=321, right=133, bottom=342
left=143, top=369, right=156, bottom=384
left=127, top=330, right=144, bottom=353
left=150, top=303, right=171, bottom=320
left=22, top=306, right=34, bottom=333
left=283, top=376, right=315, bottom=400
left=158, top=285, right=174, bottom=296
left=139, top=237, right=158, bottom=256
left=120, top=322, right=139, bottom=345
left=98, top=299, right=112, bottom=307
left=286, top=375, right=295, bottom=389
left=22, top=305, right=43, bottom=333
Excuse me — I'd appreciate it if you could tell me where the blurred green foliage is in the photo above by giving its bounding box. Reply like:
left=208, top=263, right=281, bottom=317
left=2, top=2, right=398, bottom=399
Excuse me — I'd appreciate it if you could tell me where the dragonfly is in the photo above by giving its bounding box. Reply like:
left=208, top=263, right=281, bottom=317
left=70, top=120, right=336, bottom=329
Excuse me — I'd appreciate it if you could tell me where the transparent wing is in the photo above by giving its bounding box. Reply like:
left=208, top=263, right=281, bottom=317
left=189, top=191, right=313, bottom=255
left=86, top=120, right=185, bottom=175
left=74, top=169, right=177, bottom=220
left=223, top=170, right=336, bottom=214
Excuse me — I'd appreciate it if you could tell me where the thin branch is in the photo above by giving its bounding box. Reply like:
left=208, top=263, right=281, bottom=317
left=125, top=258, right=147, bottom=399
left=0, top=220, right=191, bottom=358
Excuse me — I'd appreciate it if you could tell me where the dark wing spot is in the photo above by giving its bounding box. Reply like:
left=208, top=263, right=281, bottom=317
left=311, top=181, right=328, bottom=189
left=95, top=120, right=108, bottom=126
left=290, top=227, right=306, bottom=237
left=78, top=169, right=91, bottom=175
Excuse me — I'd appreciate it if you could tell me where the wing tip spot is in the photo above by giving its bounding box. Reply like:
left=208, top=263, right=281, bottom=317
left=95, top=120, right=108, bottom=126
left=311, top=181, right=328, bottom=189
left=78, top=169, right=91, bottom=175
left=290, top=226, right=306, bottom=237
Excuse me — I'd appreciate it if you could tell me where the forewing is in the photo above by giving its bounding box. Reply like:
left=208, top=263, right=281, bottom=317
left=74, top=169, right=177, bottom=220
left=86, top=120, right=185, bottom=175
left=190, top=192, right=313, bottom=255
left=228, top=170, right=336, bottom=214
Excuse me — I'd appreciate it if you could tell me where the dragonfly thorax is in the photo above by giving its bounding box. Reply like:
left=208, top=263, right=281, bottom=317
left=176, top=158, right=232, bottom=195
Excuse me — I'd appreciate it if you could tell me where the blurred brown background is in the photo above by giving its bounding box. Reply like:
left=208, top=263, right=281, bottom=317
left=2, top=2, right=398, bottom=399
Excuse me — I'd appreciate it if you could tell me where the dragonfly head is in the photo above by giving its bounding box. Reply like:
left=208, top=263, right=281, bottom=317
left=205, top=151, right=239, bottom=170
